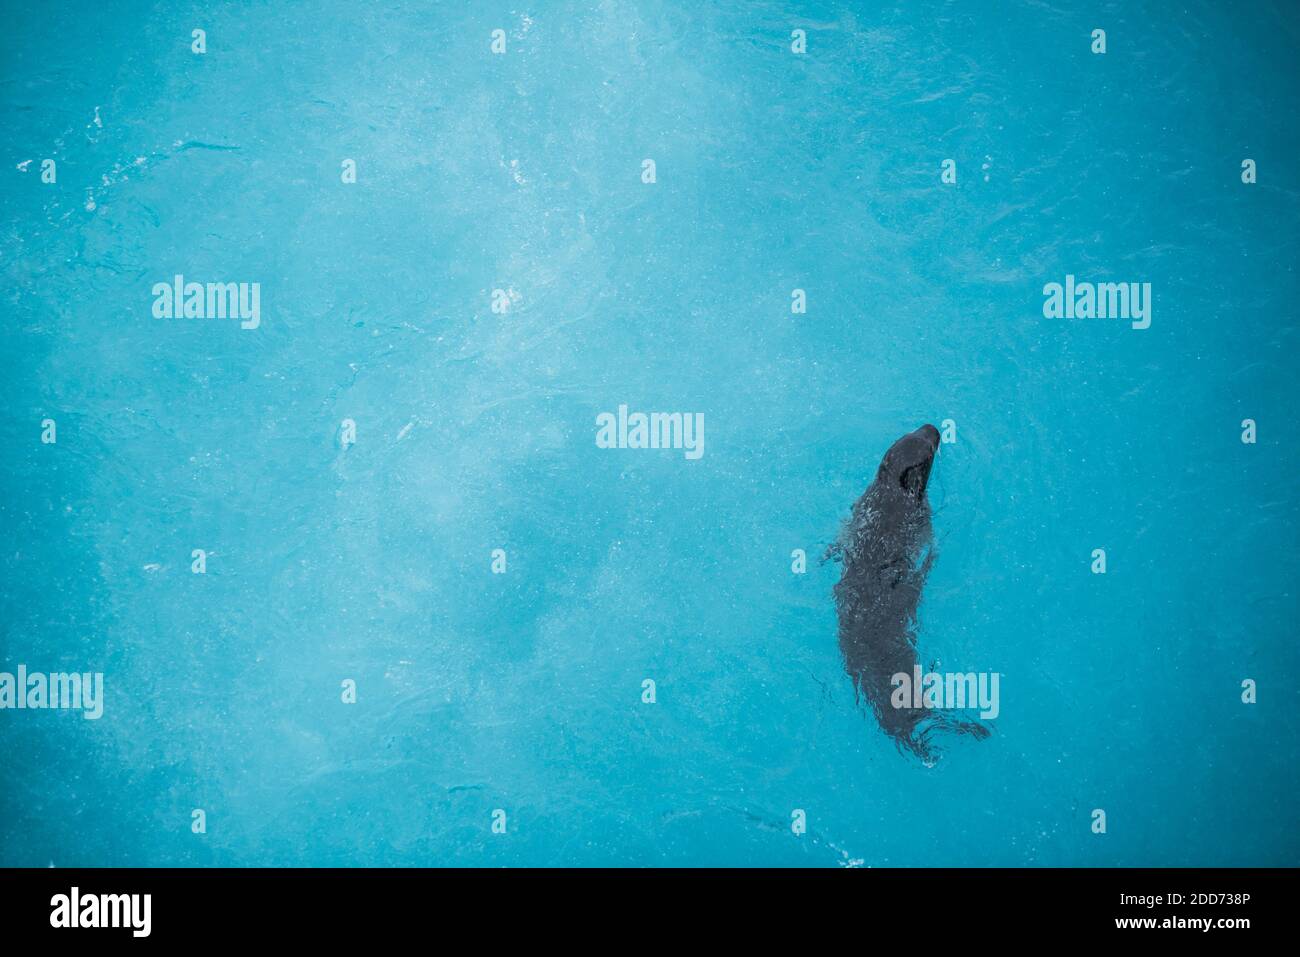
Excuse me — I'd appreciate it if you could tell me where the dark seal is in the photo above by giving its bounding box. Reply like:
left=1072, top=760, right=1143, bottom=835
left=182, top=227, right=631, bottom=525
left=827, top=424, right=990, bottom=763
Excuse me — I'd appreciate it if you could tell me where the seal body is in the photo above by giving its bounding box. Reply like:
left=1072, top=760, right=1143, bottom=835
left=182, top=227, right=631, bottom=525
left=829, top=424, right=988, bottom=762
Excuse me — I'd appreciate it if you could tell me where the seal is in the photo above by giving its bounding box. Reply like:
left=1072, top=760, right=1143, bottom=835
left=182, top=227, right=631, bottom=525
left=827, top=424, right=990, bottom=763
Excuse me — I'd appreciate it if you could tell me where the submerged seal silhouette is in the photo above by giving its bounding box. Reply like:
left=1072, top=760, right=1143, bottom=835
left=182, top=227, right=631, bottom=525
left=828, top=424, right=990, bottom=763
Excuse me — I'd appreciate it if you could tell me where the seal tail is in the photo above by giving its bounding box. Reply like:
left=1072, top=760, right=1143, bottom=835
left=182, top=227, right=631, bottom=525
left=906, top=712, right=992, bottom=764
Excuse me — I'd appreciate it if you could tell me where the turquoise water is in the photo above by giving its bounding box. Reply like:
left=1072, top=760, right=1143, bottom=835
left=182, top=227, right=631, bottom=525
left=2, top=1, right=1297, bottom=867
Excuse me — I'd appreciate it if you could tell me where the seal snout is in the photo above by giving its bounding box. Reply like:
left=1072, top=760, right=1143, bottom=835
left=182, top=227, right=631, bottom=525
left=886, top=425, right=940, bottom=498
